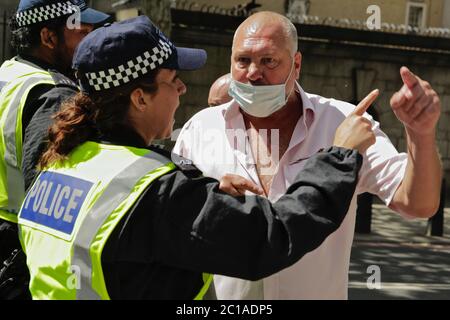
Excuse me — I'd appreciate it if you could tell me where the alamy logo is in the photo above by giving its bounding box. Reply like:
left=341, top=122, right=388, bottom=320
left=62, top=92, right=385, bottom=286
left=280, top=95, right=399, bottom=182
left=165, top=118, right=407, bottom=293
left=66, top=6, right=81, bottom=30
left=366, top=265, right=382, bottom=289
left=366, top=5, right=381, bottom=30
left=171, top=125, right=282, bottom=175
left=67, top=265, right=81, bottom=290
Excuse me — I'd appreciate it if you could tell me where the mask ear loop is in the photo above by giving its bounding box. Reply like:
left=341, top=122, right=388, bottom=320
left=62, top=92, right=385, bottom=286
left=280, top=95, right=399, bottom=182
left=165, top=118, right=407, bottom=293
left=284, top=60, right=297, bottom=102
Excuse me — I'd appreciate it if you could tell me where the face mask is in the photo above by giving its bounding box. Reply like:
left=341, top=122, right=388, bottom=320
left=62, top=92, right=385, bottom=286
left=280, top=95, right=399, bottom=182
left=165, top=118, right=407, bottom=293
left=228, top=61, right=295, bottom=118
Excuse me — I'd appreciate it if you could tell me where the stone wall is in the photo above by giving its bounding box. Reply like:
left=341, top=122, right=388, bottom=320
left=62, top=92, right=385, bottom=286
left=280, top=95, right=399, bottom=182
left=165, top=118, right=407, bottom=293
left=171, top=13, right=450, bottom=196
left=298, top=41, right=450, bottom=160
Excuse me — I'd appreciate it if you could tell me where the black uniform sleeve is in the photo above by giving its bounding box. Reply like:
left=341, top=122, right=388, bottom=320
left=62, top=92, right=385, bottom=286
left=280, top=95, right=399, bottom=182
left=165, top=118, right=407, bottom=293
left=121, top=146, right=361, bottom=281
left=21, top=84, right=54, bottom=131
left=21, top=86, right=76, bottom=190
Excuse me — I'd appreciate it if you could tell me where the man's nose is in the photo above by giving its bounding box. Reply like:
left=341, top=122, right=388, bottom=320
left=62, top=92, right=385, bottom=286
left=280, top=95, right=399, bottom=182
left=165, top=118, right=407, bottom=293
left=246, top=63, right=263, bottom=82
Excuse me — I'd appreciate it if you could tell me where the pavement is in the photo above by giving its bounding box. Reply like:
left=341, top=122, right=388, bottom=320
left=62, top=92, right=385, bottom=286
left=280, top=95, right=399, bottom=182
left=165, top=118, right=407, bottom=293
left=349, top=204, right=450, bottom=300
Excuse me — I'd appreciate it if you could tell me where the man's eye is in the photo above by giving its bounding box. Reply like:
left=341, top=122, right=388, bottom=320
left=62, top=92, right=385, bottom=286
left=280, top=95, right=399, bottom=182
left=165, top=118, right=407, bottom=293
left=237, top=57, right=250, bottom=66
left=262, top=58, right=278, bottom=68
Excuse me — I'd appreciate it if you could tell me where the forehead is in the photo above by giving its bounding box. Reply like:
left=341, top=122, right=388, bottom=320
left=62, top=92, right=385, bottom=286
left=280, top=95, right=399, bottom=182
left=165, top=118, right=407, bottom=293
left=156, top=68, right=175, bottom=80
left=232, top=23, right=289, bottom=56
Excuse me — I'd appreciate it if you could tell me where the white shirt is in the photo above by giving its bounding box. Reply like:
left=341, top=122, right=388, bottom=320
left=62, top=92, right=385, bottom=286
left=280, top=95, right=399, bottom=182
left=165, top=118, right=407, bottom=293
left=173, top=84, right=408, bottom=299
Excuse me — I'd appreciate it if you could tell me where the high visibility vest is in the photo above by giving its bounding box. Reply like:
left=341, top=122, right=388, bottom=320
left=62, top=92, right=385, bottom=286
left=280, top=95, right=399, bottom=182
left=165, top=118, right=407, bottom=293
left=0, top=58, right=55, bottom=223
left=18, top=141, right=212, bottom=300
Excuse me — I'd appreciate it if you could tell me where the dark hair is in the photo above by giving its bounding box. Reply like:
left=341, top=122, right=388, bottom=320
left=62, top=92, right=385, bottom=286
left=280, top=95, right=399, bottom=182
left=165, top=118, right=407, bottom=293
left=39, top=70, right=160, bottom=168
left=9, top=14, right=68, bottom=55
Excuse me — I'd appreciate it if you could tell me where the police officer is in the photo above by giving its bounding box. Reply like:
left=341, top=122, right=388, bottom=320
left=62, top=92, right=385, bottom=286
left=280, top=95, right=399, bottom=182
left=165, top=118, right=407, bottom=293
left=17, top=16, right=374, bottom=300
left=0, top=0, right=109, bottom=299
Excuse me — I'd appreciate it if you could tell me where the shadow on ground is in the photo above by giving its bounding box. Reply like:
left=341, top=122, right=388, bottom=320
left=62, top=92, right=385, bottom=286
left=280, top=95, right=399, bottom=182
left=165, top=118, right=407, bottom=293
left=349, top=205, right=450, bottom=300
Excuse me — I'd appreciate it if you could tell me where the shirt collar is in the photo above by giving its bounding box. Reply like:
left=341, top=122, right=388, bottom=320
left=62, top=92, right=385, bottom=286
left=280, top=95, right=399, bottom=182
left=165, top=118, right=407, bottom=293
left=295, top=82, right=315, bottom=129
left=295, top=82, right=315, bottom=114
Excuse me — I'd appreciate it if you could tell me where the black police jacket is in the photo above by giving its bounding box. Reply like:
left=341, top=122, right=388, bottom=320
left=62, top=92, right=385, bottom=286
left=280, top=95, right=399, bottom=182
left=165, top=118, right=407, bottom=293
left=97, top=126, right=362, bottom=299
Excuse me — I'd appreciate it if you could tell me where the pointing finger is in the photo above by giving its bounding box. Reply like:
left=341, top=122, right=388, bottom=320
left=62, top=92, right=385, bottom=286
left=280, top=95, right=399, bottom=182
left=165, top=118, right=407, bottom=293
left=400, top=66, right=419, bottom=89
left=352, top=89, right=379, bottom=116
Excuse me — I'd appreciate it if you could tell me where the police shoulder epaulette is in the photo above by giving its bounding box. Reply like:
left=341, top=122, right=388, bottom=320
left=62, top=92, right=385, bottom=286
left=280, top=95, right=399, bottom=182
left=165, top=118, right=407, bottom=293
left=170, top=152, right=200, bottom=173
left=48, top=70, right=78, bottom=89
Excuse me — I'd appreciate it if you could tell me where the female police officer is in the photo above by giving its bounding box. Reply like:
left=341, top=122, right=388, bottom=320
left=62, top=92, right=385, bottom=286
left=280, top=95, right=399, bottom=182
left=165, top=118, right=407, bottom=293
left=17, top=16, right=375, bottom=299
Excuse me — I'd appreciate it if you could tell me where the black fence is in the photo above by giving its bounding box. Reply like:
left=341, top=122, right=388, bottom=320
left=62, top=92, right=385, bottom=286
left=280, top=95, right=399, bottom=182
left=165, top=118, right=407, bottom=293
left=0, top=9, right=14, bottom=64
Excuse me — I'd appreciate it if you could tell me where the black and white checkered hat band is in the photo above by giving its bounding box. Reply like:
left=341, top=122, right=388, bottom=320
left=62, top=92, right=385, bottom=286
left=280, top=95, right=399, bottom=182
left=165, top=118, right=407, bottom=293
left=15, top=1, right=77, bottom=27
left=85, top=39, right=173, bottom=92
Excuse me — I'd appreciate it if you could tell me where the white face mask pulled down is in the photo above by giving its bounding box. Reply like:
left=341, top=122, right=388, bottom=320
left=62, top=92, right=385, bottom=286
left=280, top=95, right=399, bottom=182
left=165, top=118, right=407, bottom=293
left=228, top=61, right=296, bottom=118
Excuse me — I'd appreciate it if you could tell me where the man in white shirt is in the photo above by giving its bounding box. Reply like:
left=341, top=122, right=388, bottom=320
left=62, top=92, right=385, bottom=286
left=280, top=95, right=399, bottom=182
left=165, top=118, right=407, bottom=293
left=173, top=11, right=442, bottom=299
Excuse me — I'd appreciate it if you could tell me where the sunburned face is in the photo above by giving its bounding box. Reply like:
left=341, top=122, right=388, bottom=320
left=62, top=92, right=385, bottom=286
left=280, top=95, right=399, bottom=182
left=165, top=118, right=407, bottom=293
left=231, top=20, right=301, bottom=94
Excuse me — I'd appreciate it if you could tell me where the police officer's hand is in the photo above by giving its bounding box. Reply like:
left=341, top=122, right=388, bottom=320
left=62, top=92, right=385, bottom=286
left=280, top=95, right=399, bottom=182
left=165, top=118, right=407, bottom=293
left=219, top=174, right=264, bottom=196
left=333, top=89, right=379, bottom=154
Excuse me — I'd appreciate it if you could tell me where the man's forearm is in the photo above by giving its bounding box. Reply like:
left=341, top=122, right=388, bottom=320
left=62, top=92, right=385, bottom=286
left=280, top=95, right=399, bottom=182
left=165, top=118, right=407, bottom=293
left=391, top=129, right=442, bottom=218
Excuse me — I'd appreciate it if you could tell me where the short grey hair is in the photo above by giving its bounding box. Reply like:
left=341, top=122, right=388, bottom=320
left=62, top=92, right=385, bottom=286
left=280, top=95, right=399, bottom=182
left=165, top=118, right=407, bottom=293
left=283, top=17, right=298, bottom=56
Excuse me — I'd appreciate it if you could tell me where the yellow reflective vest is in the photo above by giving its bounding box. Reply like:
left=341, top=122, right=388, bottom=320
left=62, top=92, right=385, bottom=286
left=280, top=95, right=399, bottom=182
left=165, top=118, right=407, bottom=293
left=18, top=141, right=212, bottom=299
left=0, top=58, right=55, bottom=223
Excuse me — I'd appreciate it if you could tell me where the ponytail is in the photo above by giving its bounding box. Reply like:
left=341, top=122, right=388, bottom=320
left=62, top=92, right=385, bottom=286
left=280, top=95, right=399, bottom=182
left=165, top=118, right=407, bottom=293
left=39, top=93, right=98, bottom=169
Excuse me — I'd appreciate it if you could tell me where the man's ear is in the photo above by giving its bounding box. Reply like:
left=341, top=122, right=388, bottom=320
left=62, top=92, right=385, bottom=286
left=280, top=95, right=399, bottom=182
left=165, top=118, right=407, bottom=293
left=40, top=27, right=58, bottom=50
left=130, top=88, right=148, bottom=112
